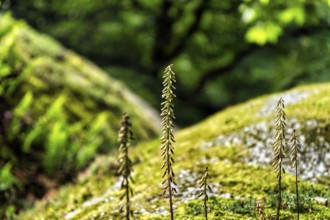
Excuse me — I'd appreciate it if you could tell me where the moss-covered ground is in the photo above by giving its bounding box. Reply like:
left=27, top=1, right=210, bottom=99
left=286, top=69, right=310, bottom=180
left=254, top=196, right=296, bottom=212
left=0, top=13, right=160, bottom=216
left=19, top=83, right=330, bottom=219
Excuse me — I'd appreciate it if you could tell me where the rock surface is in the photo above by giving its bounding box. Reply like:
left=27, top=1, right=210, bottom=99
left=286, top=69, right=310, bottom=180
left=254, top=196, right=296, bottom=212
left=20, top=83, right=330, bottom=219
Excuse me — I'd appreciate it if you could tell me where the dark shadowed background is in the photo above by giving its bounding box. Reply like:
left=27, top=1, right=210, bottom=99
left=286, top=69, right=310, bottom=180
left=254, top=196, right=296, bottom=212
left=4, top=0, right=330, bottom=126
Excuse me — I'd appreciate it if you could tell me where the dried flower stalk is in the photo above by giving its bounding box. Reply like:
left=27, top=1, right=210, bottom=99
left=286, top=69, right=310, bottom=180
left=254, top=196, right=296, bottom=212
left=290, top=129, right=300, bottom=220
left=160, top=64, right=177, bottom=220
left=272, top=97, right=286, bottom=220
left=198, top=167, right=212, bottom=220
left=118, top=113, right=134, bottom=220
left=256, top=197, right=268, bottom=220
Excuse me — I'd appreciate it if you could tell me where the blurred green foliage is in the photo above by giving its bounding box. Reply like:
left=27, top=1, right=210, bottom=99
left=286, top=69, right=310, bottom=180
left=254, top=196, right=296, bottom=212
left=0, top=162, right=18, bottom=219
left=4, top=0, right=330, bottom=125
left=0, top=163, right=18, bottom=191
left=0, top=13, right=159, bottom=216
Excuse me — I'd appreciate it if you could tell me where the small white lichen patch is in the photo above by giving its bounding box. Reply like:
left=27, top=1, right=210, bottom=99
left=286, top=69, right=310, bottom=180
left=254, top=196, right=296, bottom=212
left=259, top=90, right=314, bottom=117
left=200, top=118, right=330, bottom=181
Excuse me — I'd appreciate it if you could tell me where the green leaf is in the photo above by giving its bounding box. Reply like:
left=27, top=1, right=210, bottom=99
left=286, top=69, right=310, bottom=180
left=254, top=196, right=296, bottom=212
left=0, top=163, right=19, bottom=191
left=14, top=91, right=33, bottom=117
left=0, top=64, right=10, bottom=77
left=278, top=6, right=305, bottom=26
left=246, top=22, right=283, bottom=45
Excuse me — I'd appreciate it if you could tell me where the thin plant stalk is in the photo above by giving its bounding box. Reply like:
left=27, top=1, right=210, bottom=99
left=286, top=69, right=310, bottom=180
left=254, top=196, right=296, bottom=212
left=160, top=64, right=177, bottom=220
left=290, top=129, right=300, bottom=220
left=255, top=197, right=267, bottom=220
left=198, top=167, right=212, bottom=220
left=272, top=97, right=286, bottom=220
left=118, top=113, right=134, bottom=220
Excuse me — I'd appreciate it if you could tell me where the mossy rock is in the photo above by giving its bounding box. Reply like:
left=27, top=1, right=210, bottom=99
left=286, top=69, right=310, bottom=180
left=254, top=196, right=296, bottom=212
left=0, top=13, right=160, bottom=215
left=19, top=83, right=330, bottom=219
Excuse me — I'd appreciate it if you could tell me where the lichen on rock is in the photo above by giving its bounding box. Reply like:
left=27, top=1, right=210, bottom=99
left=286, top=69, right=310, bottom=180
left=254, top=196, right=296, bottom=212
left=199, top=85, right=330, bottom=181
left=19, top=83, right=330, bottom=219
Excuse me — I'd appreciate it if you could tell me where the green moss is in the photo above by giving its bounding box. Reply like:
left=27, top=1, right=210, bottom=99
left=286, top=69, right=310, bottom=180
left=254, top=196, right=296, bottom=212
left=0, top=12, right=160, bottom=216
left=18, top=83, right=330, bottom=219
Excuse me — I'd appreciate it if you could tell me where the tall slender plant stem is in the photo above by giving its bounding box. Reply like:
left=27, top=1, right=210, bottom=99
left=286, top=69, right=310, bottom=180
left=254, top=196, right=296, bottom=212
left=204, top=177, right=208, bottom=220
left=118, top=113, right=134, bottom=220
left=295, top=158, right=299, bottom=219
left=290, top=129, right=300, bottom=220
left=198, top=167, right=212, bottom=220
left=272, top=97, right=286, bottom=220
left=277, top=168, right=282, bottom=220
left=160, top=64, right=177, bottom=220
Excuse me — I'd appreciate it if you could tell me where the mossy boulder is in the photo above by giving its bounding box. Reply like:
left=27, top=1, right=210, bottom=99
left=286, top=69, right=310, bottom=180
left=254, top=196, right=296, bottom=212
left=20, top=83, right=330, bottom=219
left=0, top=13, right=160, bottom=215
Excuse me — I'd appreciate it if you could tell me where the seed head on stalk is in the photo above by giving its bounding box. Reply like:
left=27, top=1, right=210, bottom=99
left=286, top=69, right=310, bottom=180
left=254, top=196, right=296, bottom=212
left=118, top=113, right=134, bottom=219
left=160, top=64, right=177, bottom=220
left=272, top=97, right=286, bottom=220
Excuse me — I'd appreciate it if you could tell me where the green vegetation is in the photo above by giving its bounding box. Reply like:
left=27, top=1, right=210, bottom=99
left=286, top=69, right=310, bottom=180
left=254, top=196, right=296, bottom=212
left=5, top=0, right=330, bottom=126
left=160, top=64, right=177, bottom=220
left=0, top=13, right=159, bottom=217
left=1, top=2, right=330, bottom=218
left=17, top=83, right=330, bottom=219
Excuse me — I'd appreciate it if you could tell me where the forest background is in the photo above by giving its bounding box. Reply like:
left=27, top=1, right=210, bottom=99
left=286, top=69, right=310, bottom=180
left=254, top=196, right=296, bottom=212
left=4, top=0, right=330, bottom=126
